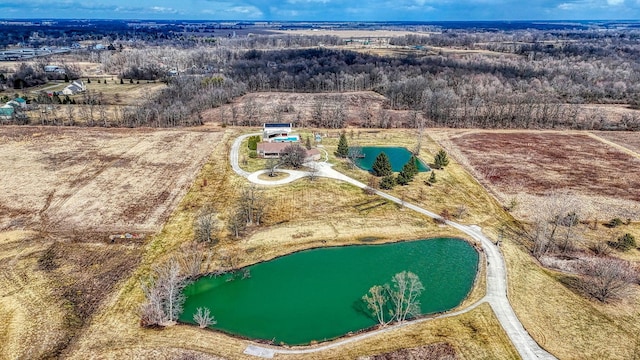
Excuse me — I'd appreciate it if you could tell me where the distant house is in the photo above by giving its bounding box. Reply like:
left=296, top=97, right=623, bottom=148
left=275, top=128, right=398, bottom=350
left=257, top=142, right=289, bottom=158
left=257, top=142, right=322, bottom=161
left=0, top=105, right=14, bottom=119
left=44, top=65, right=65, bottom=74
left=62, top=80, right=86, bottom=95
left=6, top=98, right=26, bottom=109
left=263, top=123, right=296, bottom=142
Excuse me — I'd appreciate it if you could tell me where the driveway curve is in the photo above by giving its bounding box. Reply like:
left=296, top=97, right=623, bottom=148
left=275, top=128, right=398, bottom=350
left=230, top=133, right=556, bottom=360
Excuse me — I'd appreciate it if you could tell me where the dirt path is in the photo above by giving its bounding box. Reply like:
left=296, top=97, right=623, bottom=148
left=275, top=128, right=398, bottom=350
left=230, top=133, right=556, bottom=360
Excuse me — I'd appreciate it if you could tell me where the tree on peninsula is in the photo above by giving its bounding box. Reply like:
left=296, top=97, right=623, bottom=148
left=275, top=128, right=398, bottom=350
left=362, top=271, right=425, bottom=325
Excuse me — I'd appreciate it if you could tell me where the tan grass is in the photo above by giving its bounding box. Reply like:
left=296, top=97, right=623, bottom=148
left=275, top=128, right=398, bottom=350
left=0, top=126, right=222, bottom=232
left=64, top=128, right=498, bottom=360
left=279, top=303, right=519, bottom=360
left=502, top=240, right=640, bottom=360
left=0, top=231, right=69, bottom=360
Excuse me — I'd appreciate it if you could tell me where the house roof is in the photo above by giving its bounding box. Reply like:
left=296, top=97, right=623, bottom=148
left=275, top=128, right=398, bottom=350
left=0, top=106, right=14, bottom=115
left=14, top=98, right=26, bottom=103
left=258, top=142, right=320, bottom=158
left=257, top=142, right=289, bottom=153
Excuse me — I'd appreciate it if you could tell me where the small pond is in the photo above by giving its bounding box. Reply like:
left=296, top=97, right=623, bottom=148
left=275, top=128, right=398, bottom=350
left=180, top=239, right=478, bottom=345
left=352, top=147, right=430, bottom=172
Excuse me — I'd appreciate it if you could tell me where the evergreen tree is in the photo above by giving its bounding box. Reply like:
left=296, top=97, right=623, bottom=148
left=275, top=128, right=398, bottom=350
left=372, top=152, right=392, bottom=177
left=396, top=171, right=410, bottom=186
left=428, top=171, right=437, bottom=184
left=397, top=156, right=419, bottom=185
left=305, top=135, right=312, bottom=150
left=335, top=132, right=349, bottom=158
left=433, top=149, right=449, bottom=169
left=380, top=175, right=396, bottom=190
left=407, top=155, right=419, bottom=177
left=120, top=78, right=124, bottom=84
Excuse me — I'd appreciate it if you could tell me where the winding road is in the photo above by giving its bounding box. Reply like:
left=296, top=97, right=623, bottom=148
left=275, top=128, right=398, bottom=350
left=230, top=133, right=556, bottom=360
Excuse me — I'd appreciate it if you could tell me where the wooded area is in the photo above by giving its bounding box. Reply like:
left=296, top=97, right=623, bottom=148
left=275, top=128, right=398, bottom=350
left=3, top=25, right=640, bottom=129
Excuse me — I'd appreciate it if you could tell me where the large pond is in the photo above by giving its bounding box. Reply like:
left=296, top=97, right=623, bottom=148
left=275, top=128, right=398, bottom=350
left=353, top=147, right=430, bottom=172
left=180, top=238, right=478, bottom=345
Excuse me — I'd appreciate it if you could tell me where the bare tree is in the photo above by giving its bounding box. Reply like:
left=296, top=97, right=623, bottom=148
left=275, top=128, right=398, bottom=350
left=280, top=144, right=307, bottom=169
left=347, top=146, right=363, bottom=169
left=307, top=162, right=319, bottom=181
left=362, top=271, right=424, bottom=325
left=238, top=185, right=266, bottom=226
left=362, top=285, right=389, bottom=325
left=580, top=257, right=636, bottom=302
left=265, top=158, right=279, bottom=177
left=530, top=193, right=583, bottom=257
left=194, top=207, right=217, bottom=243
left=387, top=271, right=425, bottom=322
left=193, top=307, right=216, bottom=328
left=140, top=259, right=189, bottom=326
left=227, top=207, right=246, bottom=239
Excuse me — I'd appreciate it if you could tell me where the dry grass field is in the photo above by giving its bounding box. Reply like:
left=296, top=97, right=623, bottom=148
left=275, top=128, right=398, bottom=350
left=205, top=91, right=399, bottom=128
left=0, top=126, right=225, bottom=359
left=57, top=127, right=515, bottom=360
left=594, top=130, right=640, bottom=155
left=434, top=129, right=640, bottom=220
left=0, top=126, right=223, bottom=232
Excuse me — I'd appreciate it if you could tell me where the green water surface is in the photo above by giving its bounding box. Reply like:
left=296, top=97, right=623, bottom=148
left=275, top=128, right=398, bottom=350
left=353, top=146, right=430, bottom=172
left=180, top=238, right=478, bottom=345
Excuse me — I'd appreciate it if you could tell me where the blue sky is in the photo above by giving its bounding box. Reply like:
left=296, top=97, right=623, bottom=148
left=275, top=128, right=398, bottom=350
left=1, top=0, right=640, bottom=20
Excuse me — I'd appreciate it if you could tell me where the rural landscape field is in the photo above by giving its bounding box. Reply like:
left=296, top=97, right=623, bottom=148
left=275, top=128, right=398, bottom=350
left=1, top=18, right=640, bottom=360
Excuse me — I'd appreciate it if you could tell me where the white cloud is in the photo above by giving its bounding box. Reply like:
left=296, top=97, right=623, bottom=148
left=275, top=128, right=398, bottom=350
left=150, top=6, right=178, bottom=13
left=557, top=2, right=576, bottom=9
left=607, top=0, right=624, bottom=5
left=287, top=0, right=331, bottom=3
left=201, top=4, right=263, bottom=18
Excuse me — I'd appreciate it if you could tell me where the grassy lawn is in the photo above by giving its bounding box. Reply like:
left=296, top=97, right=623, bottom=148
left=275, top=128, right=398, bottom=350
left=65, top=127, right=506, bottom=359
left=59, top=126, right=640, bottom=359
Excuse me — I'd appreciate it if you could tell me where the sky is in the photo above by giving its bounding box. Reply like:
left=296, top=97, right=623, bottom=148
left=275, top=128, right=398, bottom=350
left=1, top=0, right=640, bottom=21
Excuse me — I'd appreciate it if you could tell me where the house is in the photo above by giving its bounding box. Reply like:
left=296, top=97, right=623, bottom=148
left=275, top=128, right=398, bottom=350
left=257, top=142, right=289, bottom=158
left=0, top=105, right=15, bottom=119
left=263, top=123, right=296, bottom=142
left=44, top=65, right=64, bottom=74
left=257, top=142, right=322, bottom=162
left=6, top=98, right=26, bottom=109
left=62, top=80, right=86, bottom=95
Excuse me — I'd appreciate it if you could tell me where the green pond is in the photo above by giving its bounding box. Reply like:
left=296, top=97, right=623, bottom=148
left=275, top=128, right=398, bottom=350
left=353, top=146, right=430, bottom=172
left=180, top=238, right=478, bottom=345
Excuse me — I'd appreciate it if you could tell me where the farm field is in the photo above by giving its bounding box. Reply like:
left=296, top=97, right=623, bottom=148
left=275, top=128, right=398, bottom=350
left=0, top=126, right=223, bottom=232
left=434, top=129, right=640, bottom=220
left=593, top=130, right=640, bottom=155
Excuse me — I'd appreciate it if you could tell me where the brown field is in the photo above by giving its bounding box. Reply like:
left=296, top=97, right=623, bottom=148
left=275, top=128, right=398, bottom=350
left=593, top=130, right=640, bottom=154
left=435, top=130, right=640, bottom=220
left=0, top=126, right=223, bottom=232
left=205, top=91, right=392, bottom=126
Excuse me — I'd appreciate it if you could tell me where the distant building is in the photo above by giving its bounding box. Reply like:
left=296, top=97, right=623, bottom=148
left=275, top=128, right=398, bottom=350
left=263, top=123, right=294, bottom=141
left=257, top=142, right=321, bottom=161
left=0, top=105, right=15, bottom=119
left=6, top=98, right=26, bottom=109
left=62, top=80, right=86, bottom=95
